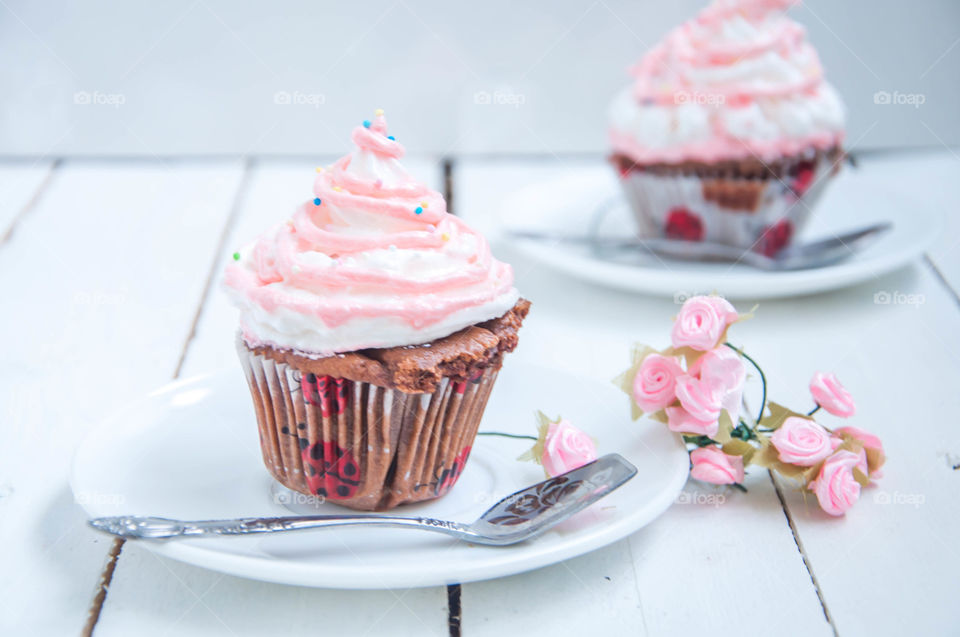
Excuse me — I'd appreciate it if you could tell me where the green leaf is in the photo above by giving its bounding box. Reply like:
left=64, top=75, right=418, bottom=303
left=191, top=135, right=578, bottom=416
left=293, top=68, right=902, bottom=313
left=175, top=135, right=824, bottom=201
left=721, top=439, right=757, bottom=465
left=714, top=410, right=734, bottom=444
left=853, top=467, right=870, bottom=487
left=760, top=401, right=810, bottom=430
left=612, top=344, right=658, bottom=421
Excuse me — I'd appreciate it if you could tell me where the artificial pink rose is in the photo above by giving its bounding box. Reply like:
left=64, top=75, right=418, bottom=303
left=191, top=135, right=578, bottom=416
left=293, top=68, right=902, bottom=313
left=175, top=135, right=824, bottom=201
left=632, top=354, right=685, bottom=413
left=770, top=417, right=834, bottom=466
left=809, top=450, right=862, bottom=516
left=666, top=406, right=718, bottom=438
left=541, top=419, right=598, bottom=478
left=674, top=374, right=723, bottom=424
left=690, top=346, right=746, bottom=423
left=671, top=296, right=738, bottom=351
left=810, top=372, right=856, bottom=417
left=690, top=446, right=745, bottom=485
left=835, top=426, right=885, bottom=477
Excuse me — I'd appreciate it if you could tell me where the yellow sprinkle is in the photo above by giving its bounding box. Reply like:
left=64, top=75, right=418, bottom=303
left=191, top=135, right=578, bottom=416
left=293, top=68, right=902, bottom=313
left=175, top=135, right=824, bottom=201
left=374, top=108, right=384, bottom=117
left=441, top=233, right=450, bottom=241
left=333, top=186, right=342, bottom=192
left=315, top=166, right=324, bottom=173
left=420, top=201, right=428, bottom=208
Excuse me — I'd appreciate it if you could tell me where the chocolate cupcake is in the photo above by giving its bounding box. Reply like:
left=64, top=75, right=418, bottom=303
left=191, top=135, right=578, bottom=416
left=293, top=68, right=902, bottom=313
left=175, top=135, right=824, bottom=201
left=608, top=0, right=846, bottom=256
left=224, top=111, right=527, bottom=510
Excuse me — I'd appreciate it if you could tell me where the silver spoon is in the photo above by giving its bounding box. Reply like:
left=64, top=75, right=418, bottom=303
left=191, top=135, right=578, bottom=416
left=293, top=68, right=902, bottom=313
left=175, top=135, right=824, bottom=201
left=510, top=222, right=891, bottom=271
left=87, top=454, right=636, bottom=546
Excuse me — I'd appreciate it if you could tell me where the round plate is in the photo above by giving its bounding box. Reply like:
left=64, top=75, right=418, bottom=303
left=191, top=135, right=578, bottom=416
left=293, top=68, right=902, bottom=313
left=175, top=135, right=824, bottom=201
left=71, top=362, right=688, bottom=589
left=500, top=171, right=940, bottom=299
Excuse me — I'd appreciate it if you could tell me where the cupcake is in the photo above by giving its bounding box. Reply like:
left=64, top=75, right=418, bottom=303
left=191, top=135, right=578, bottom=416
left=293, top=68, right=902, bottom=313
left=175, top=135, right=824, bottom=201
left=224, top=111, right=528, bottom=511
left=609, top=0, right=845, bottom=256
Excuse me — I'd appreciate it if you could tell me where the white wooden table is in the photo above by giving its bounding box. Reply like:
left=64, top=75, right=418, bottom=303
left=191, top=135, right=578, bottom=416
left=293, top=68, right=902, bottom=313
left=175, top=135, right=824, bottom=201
left=1, top=150, right=957, bottom=636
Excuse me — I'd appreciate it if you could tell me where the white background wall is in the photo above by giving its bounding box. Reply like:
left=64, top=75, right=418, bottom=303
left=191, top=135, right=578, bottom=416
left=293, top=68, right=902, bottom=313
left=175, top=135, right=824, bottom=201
left=2, top=0, right=958, bottom=157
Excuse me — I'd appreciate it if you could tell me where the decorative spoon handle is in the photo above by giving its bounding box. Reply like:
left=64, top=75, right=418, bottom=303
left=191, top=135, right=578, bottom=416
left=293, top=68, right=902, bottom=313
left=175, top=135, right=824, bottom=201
left=89, top=514, right=474, bottom=540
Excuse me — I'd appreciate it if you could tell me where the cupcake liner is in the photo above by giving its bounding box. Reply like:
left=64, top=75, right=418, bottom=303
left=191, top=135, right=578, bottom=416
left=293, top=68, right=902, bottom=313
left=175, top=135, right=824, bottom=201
left=237, top=338, right=500, bottom=511
left=616, top=150, right=841, bottom=256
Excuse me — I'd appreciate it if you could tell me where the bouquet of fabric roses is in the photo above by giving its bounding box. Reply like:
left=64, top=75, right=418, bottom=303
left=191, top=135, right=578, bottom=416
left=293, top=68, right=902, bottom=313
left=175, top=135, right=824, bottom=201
left=616, top=295, right=886, bottom=516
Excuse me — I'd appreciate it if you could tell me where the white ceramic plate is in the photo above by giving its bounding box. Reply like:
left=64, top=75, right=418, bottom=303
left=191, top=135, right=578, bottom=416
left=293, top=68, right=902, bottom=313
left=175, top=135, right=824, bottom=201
left=499, top=171, right=940, bottom=299
left=71, top=362, right=688, bottom=589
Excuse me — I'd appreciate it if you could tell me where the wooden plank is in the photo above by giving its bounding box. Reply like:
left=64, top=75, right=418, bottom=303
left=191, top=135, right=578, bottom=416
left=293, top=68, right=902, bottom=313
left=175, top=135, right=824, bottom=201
left=94, top=158, right=450, bottom=637
left=455, top=159, right=833, bottom=635
left=0, top=161, right=55, bottom=241
left=0, top=159, right=244, bottom=634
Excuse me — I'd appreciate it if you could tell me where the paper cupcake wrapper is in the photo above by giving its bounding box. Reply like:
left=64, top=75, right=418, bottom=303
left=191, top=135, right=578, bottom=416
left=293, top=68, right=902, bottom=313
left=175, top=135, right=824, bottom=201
left=237, top=340, right=500, bottom=511
left=617, top=152, right=839, bottom=256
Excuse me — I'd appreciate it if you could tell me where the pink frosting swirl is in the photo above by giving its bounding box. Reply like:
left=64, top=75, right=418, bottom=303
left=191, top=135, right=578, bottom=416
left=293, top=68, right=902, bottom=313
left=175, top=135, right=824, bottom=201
left=609, top=0, right=845, bottom=163
left=224, top=114, right=518, bottom=356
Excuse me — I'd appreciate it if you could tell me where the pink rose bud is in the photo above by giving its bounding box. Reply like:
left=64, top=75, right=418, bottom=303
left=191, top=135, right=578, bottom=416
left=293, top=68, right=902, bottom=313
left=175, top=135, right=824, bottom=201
left=690, top=446, right=745, bottom=485
left=671, top=296, right=738, bottom=351
left=674, top=374, right=723, bottom=424
left=770, top=417, right=835, bottom=466
left=632, top=353, right=685, bottom=413
left=809, top=372, right=856, bottom=417
left=809, top=450, right=862, bottom=516
left=835, top=425, right=885, bottom=477
left=666, top=406, right=719, bottom=438
left=690, top=346, right=746, bottom=423
left=541, top=419, right=598, bottom=478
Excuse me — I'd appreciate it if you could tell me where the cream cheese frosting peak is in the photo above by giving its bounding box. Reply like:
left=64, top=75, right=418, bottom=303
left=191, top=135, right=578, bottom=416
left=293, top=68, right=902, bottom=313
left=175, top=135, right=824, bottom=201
left=224, top=112, right=519, bottom=357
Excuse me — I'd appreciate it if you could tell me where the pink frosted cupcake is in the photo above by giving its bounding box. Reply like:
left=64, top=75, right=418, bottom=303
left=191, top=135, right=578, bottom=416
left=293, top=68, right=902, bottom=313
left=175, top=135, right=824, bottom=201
left=224, top=112, right=528, bottom=510
left=609, top=0, right=845, bottom=256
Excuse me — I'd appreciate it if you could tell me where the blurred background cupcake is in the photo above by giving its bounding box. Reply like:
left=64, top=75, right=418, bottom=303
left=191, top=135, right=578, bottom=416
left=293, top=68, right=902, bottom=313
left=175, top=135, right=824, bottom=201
left=609, top=0, right=846, bottom=256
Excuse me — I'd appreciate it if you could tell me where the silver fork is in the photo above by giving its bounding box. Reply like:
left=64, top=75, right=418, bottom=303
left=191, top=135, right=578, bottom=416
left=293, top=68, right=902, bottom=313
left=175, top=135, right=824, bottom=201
left=88, top=454, right=637, bottom=546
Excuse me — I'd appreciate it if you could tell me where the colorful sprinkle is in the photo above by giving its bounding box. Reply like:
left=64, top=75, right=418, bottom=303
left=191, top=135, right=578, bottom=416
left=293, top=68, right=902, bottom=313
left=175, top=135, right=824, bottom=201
left=387, top=136, right=395, bottom=141
left=313, top=197, right=322, bottom=205
left=374, top=108, right=384, bottom=117
left=315, top=166, right=324, bottom=173
left=441, top=233, right=450, bottom=241
left=362, top=120, right=371, bottom=128
left=232, top=252, right=240, bottom=261
left=420, top=201, right=428, bottom=208
left=333, top=186, right=342, bottom=192
left=415, top=206, right=423, bottom=215
left=291, top=264, right=302, bottom=274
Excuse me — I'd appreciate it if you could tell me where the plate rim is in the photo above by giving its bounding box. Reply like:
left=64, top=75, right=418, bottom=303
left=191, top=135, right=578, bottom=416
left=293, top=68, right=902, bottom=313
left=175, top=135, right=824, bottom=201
left=498, top=172, right=941, bottom=299
left=71, top=366, right=690, bottom=589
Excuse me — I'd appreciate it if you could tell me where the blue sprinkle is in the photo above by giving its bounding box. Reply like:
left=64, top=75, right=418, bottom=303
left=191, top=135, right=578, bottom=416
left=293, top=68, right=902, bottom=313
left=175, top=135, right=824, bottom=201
left=387, top=135, right=395, bottom=141
left=362, top=120, right=371, bottom=128
left=415, top=206, right=423, bottom=215
left=313, top=197, right=322, bottom=205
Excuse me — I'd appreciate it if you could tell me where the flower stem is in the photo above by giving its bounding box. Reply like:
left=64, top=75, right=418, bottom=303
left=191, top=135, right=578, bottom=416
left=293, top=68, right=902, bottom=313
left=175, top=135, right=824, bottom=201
left=725, top=342, right=766, bottom=426
left=807, top=405, right=821, bottom=417
left=732, top=483, right=748, bottom=493
left=477, top=431, right=537, bottom=441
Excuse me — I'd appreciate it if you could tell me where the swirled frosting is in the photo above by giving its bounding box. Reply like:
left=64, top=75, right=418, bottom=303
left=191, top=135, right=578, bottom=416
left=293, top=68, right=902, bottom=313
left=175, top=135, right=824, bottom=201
left=609, top=0, right=845, bottom=164
left=224, top=113, right=519, bottom=357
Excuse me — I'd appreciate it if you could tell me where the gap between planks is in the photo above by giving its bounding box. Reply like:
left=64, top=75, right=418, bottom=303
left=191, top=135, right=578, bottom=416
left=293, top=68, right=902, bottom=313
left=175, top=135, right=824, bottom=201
left=0, top=160, right=61, bottom=246
left=769, top=472, right=838, bottom=637
left=80, top=158, right=254, bottom=637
